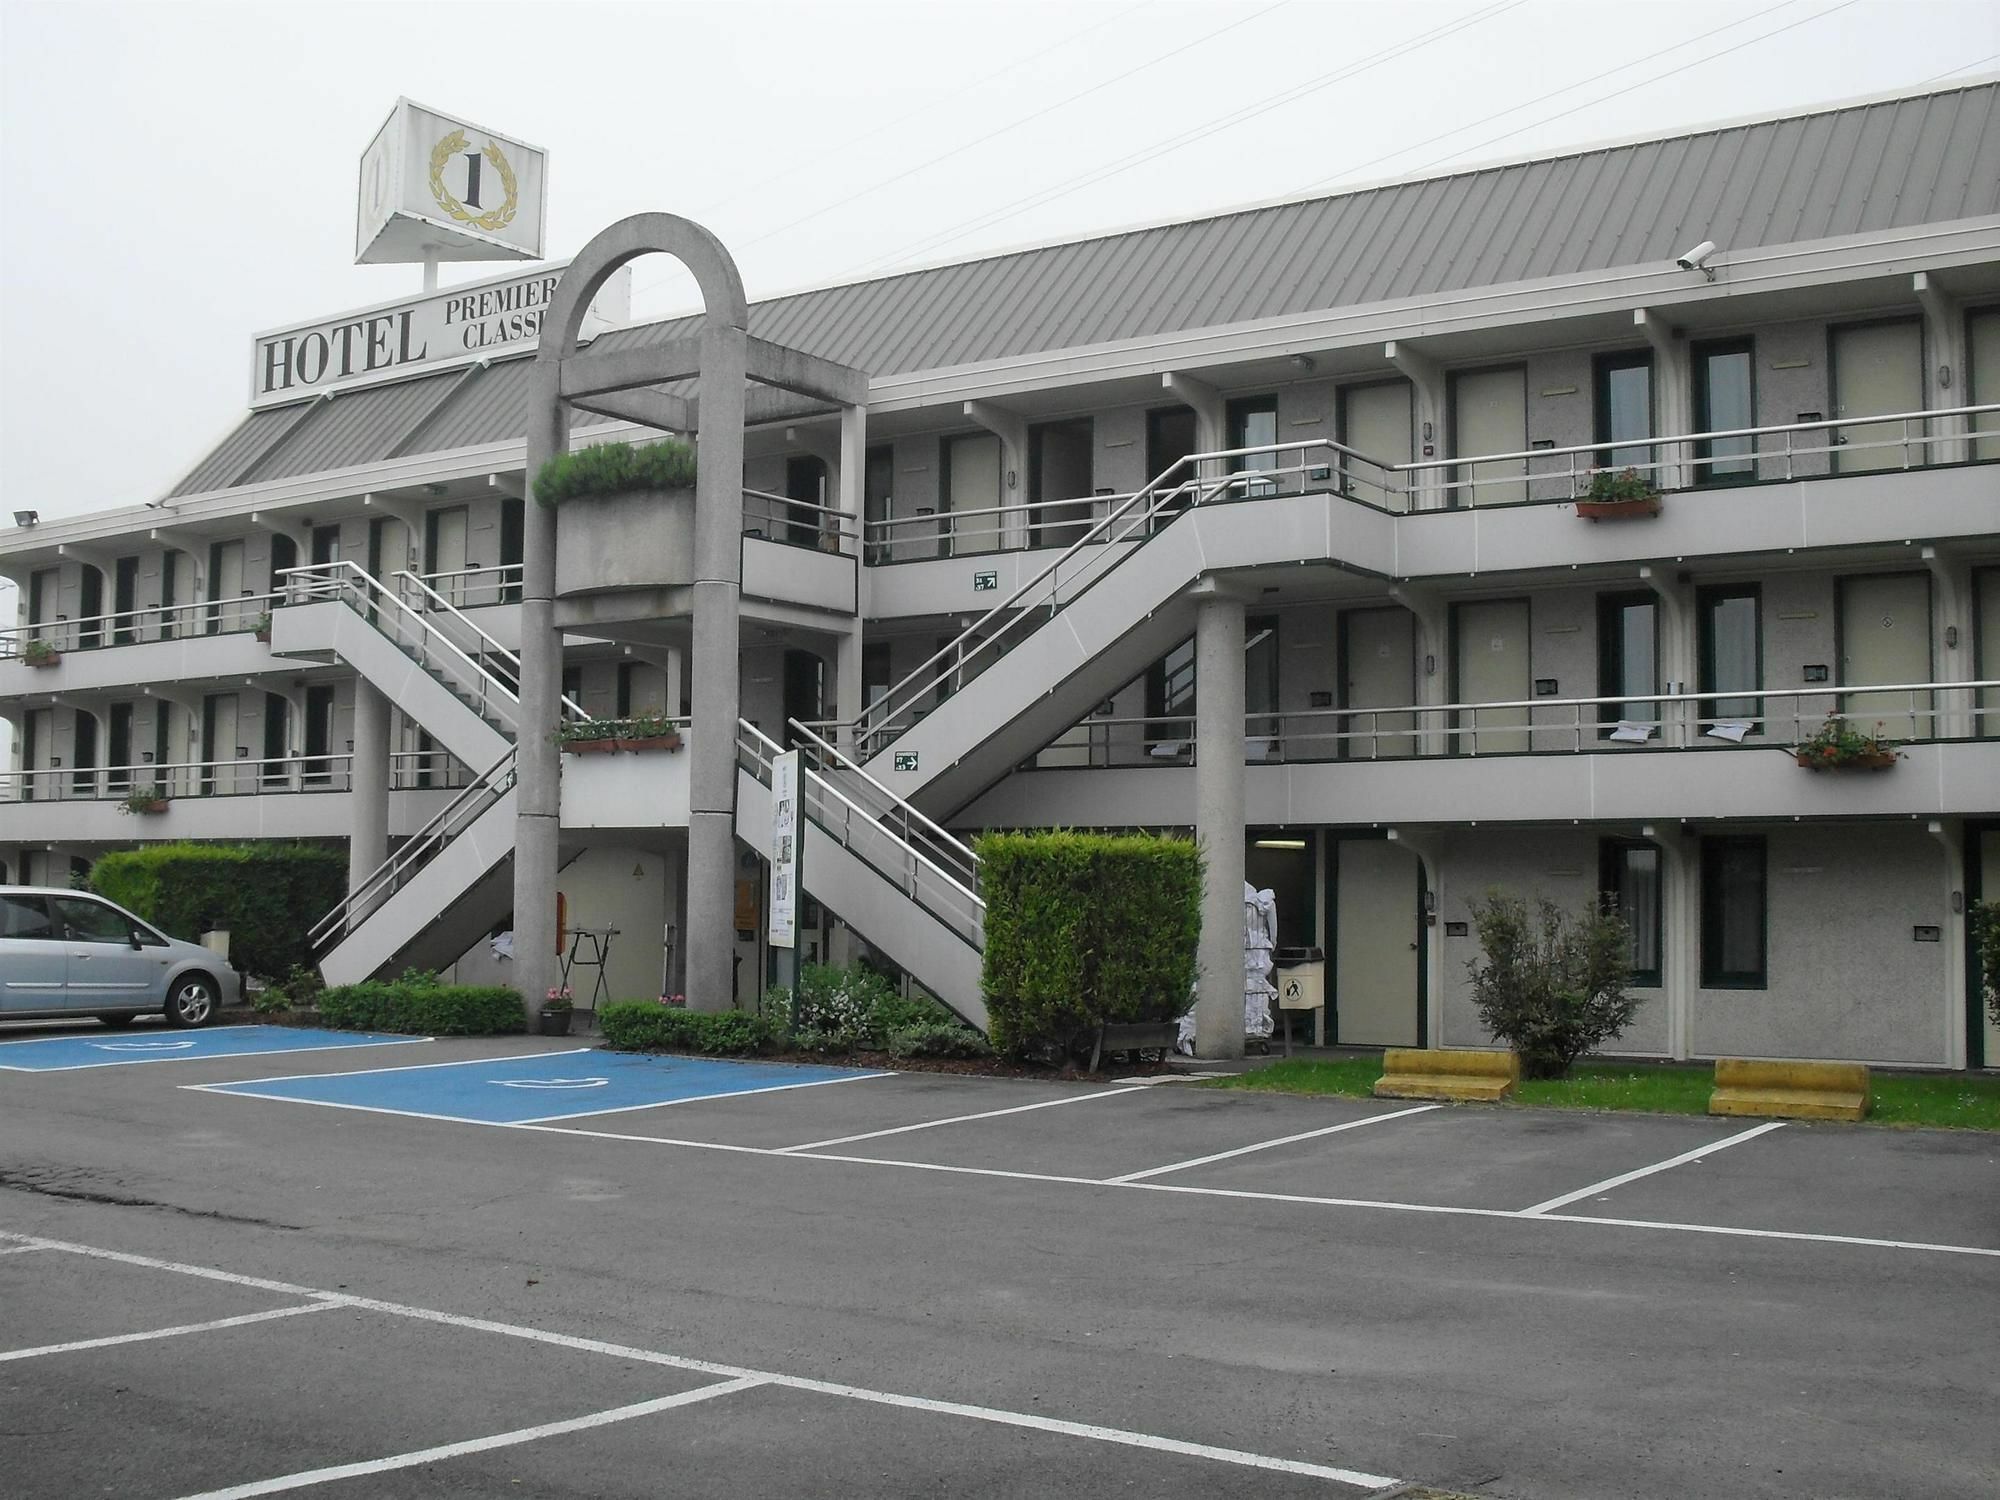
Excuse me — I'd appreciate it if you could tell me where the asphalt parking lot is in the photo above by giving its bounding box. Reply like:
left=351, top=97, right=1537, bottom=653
left=2, top=1022, right=1996, bottom=1499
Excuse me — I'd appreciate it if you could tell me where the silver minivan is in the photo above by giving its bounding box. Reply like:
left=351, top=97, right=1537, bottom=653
left=0, top=887, right=240, bottom=1028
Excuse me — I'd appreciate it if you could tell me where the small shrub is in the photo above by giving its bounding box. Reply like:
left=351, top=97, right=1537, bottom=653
left=249, top=987, right=291, bottom=1016
left=1466, top=891, right=1638, bottom=1080
left=318, top=970, right=523, bottom=1035
left=886, top=1023, right=994, bottom=1060
left=599, top=1001, right=775, bottom=1056
left=1583, top=466, right=1659, bottom=503
left=1976, top=901, right=2000, bottom=1028
left=90, top=841, right=346, bottom=983
left=976, top=831, right=1200, bottom=1058
left=533, top=439, right=698, bottom=508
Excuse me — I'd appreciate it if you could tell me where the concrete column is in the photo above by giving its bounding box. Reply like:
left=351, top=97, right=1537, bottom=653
left=1636, top=309, right=1691, bottom=491
left=836, top=403, right=868, bottom=757
left=1193, top=585, right=1246, bottom=1059
left=686, top=323, right=749, bottom=1014
left=514, top=362, right=567, bottom=1013
left=1385, top=341, right=1446, bottom=510
left=1914, top=272, right=1967, bottom=464
left=348, top=681, right=391, bottom=901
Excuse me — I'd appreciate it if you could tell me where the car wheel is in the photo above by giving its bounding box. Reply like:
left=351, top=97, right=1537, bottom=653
left=96, top=1014, right=139, bottom=1029
left=166, top=974, right=219, bottom=1029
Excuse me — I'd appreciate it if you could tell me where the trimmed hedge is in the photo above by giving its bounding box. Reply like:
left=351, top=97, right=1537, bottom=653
left=89, top=842, right=345, bottom=982
left=975, top=831, right=1201, bottom=1057
left=318, top=973, right=523, bottom=1035
left=600, top=1002, right=775, bottom=1056
left=534, top=439, right=697, bottom=508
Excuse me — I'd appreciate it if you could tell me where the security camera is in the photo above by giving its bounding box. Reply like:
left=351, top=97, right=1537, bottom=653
left=1676, top=241, right=1718, bottom=280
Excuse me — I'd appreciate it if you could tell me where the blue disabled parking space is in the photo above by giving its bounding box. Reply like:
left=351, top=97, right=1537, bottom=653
left=189, top=1048, right=884, bottom=1125
left=0, top=1024, right=426, bottom=1072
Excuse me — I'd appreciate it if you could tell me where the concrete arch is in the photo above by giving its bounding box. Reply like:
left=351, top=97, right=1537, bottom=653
left=537, top=212, right=748, bottom=364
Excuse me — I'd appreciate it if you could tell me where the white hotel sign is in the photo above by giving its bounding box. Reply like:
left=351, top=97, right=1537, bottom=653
left=248, top=263, right=628, bottom=409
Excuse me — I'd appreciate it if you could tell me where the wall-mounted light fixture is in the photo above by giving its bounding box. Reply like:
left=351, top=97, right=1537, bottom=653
left=1254, top=837, right=1307, bottom=850
left=13, top=510, right=38, bottom=527
left=1289, top=354, right=1316, bottom=374
left=1944, top=625, right=1959, bottom=649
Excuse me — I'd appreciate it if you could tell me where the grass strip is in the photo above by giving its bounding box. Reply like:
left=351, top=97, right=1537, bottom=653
left=1201, top=1058, right=2000, bottom=1130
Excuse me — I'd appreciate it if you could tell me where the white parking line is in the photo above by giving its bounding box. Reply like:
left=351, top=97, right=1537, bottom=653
left=3, top=1231, right=1402, bottom=1493
left=780, top=1085, right=1147, bottom=1152
left=497, top=1119, right=2000, bottom=1259
left=0, top=1243, right=49, bottom=1255
left=0, top=1301, right=340, bottom=1363
left=1517, top=1121, right=1787, bottom=1216
left=172, top=1378, right=767, bottom=1499
left=182, top=1047, right=594, bottom=1087
left=1105, top=1104, right=1441, bottom=1182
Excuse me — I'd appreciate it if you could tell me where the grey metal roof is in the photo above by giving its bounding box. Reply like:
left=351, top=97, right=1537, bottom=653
left=172, top=79, right=1999, bottom=497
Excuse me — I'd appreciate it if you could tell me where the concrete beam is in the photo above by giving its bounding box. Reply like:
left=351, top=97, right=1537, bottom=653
left=560, top=340, right=705, bottom=399
left=568, top=388, right=694, bottom=433
left=745, top=335, right=869, bottom=407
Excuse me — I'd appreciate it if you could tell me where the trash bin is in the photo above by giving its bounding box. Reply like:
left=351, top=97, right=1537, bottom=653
left=1272, top=946, right=1326, bottom=1051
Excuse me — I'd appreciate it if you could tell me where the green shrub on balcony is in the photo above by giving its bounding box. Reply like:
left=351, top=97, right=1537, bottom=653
left=88, top=841, right=345, bottom=982
left=975, top=830, right=1201, bottom=1059
left=554, top=714, right=683, bottom=750
left=533, top=439, right=698, bottom=508
left=1583, top=467, right=1660, bottom=503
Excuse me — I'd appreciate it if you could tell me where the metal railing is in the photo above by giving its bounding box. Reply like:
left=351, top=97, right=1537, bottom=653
left=845, top=402, right=2000, bottom=561
left=1402, top=401, right=2000, bottom=507
left=785, top=719, right=980, bottom=895
left=0, top=748, right=475, bottom=802
left=279, top=561, right=525, bottom=733
left=311, top=747, right=519, bottom=949
left=415, top=562, right=522, bottom=609
left=848, top=443, right=1329, bottom=756
left=1, top=591, right=282, bottom=658
left=742, top=487, right=859, bottom=550
left=738, top=718, right=983, bottom=949
left=1028, top=680, right=2000, bottom=769
left=393, top=569, right=587, bottom=721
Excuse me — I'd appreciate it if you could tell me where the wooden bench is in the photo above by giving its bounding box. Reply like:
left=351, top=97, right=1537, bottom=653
left=1709, top=1058, right=1870, bottom=1121
left=1373, top=1047, right=1518, bottom=1102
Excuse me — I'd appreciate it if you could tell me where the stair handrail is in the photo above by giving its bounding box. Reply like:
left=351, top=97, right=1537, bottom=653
left=847, top=439, right=1351, bottom=753
left=737, top=719, right=984, bottom=931
left=278, top=561, right=523, bottom=731
left=311, top=745, right=517, bottom=949
left=393, top=569, right=589, bottom=721
left=784, top=718, right=979, bottom=889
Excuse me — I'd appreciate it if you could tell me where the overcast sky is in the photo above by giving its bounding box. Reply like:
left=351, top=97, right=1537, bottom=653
left=2, top=0, right=1995, bottom=523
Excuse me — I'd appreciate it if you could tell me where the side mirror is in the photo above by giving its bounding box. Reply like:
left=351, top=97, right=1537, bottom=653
left=129, top=928, right=145, bottom=950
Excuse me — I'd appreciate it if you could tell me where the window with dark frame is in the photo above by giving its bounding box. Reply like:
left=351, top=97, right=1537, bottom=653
left=1698, top=584, right=1762, bottom=731
left=1692, top=337, right=1757, bottom=483
left=1599, top=838, right=1663, bottom=988
left=1596, top=592, right=1659, bottom=738
left=1226, top=395, right=1280, bottom=496
left=1593, top=350, right=1655, bottom=474
left=1700, top=835, right=1767, bottom=988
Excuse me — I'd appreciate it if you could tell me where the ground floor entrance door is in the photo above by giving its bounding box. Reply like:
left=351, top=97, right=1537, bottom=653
left=1331, top=837, right=1423, bottom=1047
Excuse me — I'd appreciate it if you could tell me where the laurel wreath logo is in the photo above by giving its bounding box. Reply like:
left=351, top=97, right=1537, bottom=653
left=428, top=129, right=519, bottom=233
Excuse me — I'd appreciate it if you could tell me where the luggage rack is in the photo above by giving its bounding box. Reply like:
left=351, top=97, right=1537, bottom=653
left=558, top=926, right=619, bottom=1019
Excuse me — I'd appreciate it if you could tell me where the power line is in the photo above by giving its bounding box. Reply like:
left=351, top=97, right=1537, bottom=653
left=847, top=0, right=1526, bottom=278
left=1296, top=0, right=1800, bottom=191
left=690, top=1, right=1158, bottom=221
left=1913, top=50, right=1999, bottom=86
left=1408, top=0, right=1859, bottom=173
left=721, top=0, right=1290, bottom=256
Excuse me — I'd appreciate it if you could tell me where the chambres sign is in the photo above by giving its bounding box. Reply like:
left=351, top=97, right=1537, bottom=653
left=248, top=263, right=630, bottom=408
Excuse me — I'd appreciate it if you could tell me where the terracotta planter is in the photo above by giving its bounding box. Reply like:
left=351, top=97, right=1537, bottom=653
left=25, top=652, right=60, bottom=669
left=254, top=628, right=272, bottom=643
left=127, top=800, right=170, bottom=815
left=1576, top=496, right=1662, bottom=520
left=562, top=738, right=622, bottom=755
left=1795, top=749, right=1897, bottom=771
left=615, top=734, right=683, bottom=753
